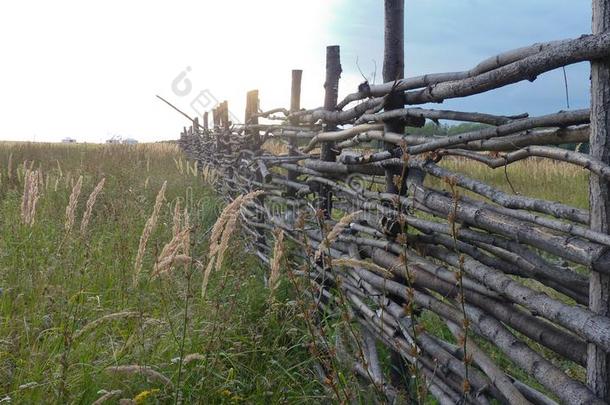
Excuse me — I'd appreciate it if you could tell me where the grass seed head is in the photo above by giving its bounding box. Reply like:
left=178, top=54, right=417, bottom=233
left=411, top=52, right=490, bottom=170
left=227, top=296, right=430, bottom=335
left=80, top=177, right=106, bottom=234
left=74, top=310, right=139, bottom=340
left=314, top=211, right=362, bottom=261
left=202, top=190, right=263, bottom=298
left=64, top=175, right=83, bottom=232
left=133, top=181, right=167, bottom=285
left=269, top=229, right=285, bottom=299
left=20, top=169, right=41, bottom=226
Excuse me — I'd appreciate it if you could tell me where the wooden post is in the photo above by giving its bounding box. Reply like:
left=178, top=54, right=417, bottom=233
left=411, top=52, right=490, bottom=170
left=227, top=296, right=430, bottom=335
left=221, top=101, right=229, bottom=130
left=193, top=117, right=199, bottom=135
left=383, top=0, right=414, bottom=392
left=288, top=70, right=303, bottom=191
left=211, top=107, right=219, bottom=152
left=203, top=111, right=209, bottom=133
left=221, top=101, right=230, bottom=153
left=383, top=0, right=406, bottom=195
left=245, top=90, right=266, bottom=249
left=245, top=90, right=259, bottom=124
left=319, top=45, right=341, bottom=217
left=245, top=90, right=260, bottom=146
left=212, top=107, right=220, bottom=129
left=588, top=0, right=610, bottom=399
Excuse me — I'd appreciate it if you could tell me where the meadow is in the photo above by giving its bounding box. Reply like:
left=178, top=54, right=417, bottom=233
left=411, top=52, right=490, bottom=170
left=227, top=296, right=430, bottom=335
left=0, top=142, right=591, bottom=404
left=0, top=142, right=324, bottom=404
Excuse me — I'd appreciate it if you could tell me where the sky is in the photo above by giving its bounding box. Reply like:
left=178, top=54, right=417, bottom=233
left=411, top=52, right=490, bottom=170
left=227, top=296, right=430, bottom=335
left=0, top=0, right=593, bottom=143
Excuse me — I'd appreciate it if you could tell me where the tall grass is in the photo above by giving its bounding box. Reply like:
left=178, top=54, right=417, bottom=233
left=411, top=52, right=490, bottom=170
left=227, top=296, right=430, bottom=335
left=435, top=157, right=589, bottom=209
left=0, top=142, right=591, bottom=403
left=0, top=142, right=323, bottom=404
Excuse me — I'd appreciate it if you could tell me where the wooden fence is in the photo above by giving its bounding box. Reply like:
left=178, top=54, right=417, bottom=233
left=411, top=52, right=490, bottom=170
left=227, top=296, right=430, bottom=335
left=176, top=1, right=610, bottom=403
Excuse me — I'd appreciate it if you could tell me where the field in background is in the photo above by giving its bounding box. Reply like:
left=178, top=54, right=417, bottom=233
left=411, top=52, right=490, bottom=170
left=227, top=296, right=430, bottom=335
left=0, top=142, right=323, bottom=404
left=437, top=157, right=589, bottom=210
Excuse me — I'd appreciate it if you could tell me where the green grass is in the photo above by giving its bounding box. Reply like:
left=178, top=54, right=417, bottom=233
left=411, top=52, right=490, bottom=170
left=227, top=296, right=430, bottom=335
left=433, top=157, right=589, bottom=209
left=0, top=142, right=324, bottom=404
left=0, top=142, right=593, bottom=404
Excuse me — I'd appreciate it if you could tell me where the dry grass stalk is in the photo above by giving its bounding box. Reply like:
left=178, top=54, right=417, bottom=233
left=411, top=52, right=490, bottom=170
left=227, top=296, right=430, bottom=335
left=261, top=140, right=289, bottom=155
left=16, top=163, right=24, bottom=183
left=314, top=211, right=363, bottom=261
left=202, top=190, right=264, bottom=298
left=201, top=164, right=219, bottom=185
left=151, top=229, right=191, bottom=278
left=91, top=389, right=123, bottom=405
left=152, top=204, right=192, bottom=278
left=333, top=258, right=393, bottom=278
left=269, top=229, right=285, bottom=298
left=183, top=353, right=205, bottom=365
left=173, top=157, right=184, bottom=174
left=153, top=254, right=192, bottom=276
left=7, top=152, right=12, bottom=180
left=80, top=178, right=105, bottom=234
left=64, top=175, right=83, bottom=232
left=133, top=181, right=167, bottom=285
left=20, top=169, right=41, bottom=226
left=181, top=207, right=191, bottom=257
left=172, top=201, right=181, bottom=237
left=74, top=311, right=140, bottom=340
left=105, top=365, right=173, bottom=388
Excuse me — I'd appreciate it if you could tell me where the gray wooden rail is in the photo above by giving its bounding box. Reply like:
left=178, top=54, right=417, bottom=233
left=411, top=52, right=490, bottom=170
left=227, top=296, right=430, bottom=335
left=177, top=1, right=610, bottom=403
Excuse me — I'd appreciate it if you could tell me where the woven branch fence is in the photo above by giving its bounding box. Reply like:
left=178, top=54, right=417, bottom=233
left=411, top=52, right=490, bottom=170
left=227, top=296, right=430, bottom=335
left=177, top=1, right=610, bottom=403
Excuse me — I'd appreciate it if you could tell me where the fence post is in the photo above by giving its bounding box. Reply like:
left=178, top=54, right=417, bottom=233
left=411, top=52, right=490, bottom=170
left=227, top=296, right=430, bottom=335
left=244, top=90, right=267, bottom=254
left=383, top=0, right=415, bottom=392
left=193, top=117, right=199, bottom=134
left=383, top=0, right=407, bottom=195
left=220, top=101, right=229, bottom=129
left=588, top=0, right=610, bottom=399
left=219, top=101, right=229, bottom=154
left=245, top=91, right=259, bottom=123
left=319, top=45, right=341, bottom=217
left=212, top=107, right=219, bottom=152
left=288, top=70, right=303, bottom=193
left=203, top=111, right=209, bottom=135
left=284, top=70, right=303, bottom=223
left=245, top=90, right=260, bottom=147
left=212, top=107, right=220, bottom=129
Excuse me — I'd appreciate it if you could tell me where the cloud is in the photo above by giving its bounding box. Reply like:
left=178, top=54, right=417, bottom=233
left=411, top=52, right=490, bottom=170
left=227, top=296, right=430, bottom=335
left=0, top=0, right=342, bottom=142
left=0, top=1, right=594, bottom=142
left=330, top=0, right=591, bottom=117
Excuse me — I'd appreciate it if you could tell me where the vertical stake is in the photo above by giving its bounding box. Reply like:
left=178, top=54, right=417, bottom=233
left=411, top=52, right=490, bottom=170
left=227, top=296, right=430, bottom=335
left=319, top=45, right=341, bottom=218
left=588, top=0, right=610, bottom=400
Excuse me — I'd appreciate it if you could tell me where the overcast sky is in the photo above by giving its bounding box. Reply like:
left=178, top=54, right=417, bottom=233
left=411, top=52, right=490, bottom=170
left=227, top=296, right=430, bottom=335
left=0, top=0, right=593, bottom=143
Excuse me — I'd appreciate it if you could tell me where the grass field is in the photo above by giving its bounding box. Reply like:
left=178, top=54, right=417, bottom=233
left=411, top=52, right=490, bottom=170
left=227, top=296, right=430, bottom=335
left=0, top=142, right=324, bottom=404
left=437, top=157, right=589, bottom=210
left=0, top=142, right=592, bottom=404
